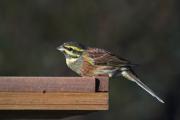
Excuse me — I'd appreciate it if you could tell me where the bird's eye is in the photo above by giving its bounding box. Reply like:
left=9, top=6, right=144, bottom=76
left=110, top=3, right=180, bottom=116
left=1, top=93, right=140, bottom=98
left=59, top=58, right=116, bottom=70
left=68, top=48, right=73, bottom=51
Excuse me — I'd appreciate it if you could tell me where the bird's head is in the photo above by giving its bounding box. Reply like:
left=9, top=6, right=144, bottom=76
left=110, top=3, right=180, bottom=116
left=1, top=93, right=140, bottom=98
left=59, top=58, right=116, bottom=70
left=57, top=42, right=86, bottom=58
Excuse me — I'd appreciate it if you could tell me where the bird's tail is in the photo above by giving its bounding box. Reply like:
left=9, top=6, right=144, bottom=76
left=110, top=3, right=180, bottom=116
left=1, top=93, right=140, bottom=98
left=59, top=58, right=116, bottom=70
left=121, top=70, right=164, bottom=103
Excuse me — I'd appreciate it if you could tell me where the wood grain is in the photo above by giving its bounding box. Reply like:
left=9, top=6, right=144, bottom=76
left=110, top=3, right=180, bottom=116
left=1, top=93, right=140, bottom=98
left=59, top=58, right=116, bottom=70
left=0, top=77, right=109, bottom=110
left=0, top=77, right=108, bottom=92
left=0, top=104, right=108, bottom=110
left=0, top=92, right=108, bottom=110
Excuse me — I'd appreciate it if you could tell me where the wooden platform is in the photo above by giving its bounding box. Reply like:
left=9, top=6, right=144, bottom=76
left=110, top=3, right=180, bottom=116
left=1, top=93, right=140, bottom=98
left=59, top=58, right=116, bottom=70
left=0, top=77, right=109, bottom=110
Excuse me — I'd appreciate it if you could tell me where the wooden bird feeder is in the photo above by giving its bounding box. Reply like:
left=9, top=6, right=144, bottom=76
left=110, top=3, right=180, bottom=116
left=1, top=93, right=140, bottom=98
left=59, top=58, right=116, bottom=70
left=0, top=77, right=109, bottom=118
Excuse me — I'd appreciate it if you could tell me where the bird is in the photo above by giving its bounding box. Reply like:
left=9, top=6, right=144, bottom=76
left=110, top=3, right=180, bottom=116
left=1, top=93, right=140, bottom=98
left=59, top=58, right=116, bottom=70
left=57, top=41, right=164, bottom=103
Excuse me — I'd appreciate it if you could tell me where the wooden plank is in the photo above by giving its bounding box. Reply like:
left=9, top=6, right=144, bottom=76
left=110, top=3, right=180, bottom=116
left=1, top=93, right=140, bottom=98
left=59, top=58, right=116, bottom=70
left=0, top=77, right=95, bottom=92
left=0, top=77, right=108, bottom=92
left=0, top=77, right=109, bottom=110
left=0, top=104, right=108, bottom=110
left=0, top=92, right=108, bottom=105
left=0, top=92, right=108, bottom=110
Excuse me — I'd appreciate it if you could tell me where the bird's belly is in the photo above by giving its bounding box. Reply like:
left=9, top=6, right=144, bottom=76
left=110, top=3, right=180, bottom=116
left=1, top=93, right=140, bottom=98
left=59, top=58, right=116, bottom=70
left=93, top=66, right=119, bottom=77
left=66, top=58, right=119, bottom=77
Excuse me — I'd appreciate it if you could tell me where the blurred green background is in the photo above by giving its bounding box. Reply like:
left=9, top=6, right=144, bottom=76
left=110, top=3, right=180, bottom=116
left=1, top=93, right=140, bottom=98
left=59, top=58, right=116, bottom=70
left=0, top=0, right=179, bottom=120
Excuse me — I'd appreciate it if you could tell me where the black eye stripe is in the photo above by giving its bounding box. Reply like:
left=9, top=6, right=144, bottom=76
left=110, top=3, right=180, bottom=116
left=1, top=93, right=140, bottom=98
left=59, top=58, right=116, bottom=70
left=64, top=46, right=72, bottom=51
left=64, top=46, right=83, bottom=55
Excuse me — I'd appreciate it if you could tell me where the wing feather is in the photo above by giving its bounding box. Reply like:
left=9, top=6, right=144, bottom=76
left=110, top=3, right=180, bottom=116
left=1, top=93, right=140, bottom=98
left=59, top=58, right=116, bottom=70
left=86, top=48, right=132, bottom=67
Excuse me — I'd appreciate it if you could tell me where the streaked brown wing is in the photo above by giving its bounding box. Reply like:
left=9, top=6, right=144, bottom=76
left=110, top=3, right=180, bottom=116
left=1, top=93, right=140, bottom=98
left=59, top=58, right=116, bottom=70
left=86, top=48, right=131, bottom=67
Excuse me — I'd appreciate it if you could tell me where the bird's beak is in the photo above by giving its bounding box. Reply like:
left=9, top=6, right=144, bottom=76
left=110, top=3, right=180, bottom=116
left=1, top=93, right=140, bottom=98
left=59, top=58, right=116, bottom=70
left=57, top=45, right=65, bottom=52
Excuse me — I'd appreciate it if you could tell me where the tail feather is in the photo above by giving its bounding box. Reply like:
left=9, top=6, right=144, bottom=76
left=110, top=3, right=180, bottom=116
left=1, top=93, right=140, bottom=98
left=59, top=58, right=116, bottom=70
left=121, top=70, right=164, bottom=103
